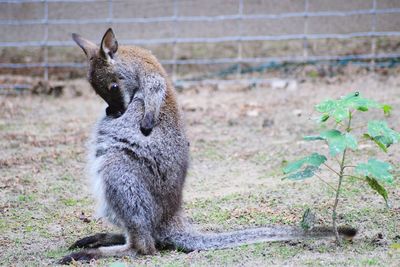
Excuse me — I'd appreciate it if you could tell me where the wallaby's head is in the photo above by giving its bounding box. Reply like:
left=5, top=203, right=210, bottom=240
left=72, top=28, right=137, bottom=117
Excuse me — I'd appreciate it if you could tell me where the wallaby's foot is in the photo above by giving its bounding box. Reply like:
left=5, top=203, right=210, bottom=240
left=58, top=250, right=98, bottom=265
left=137, top=242, right=157, bottom=255
left=132, top=234, right=157, bottom=255
left=69, top=233, right=125, bottom=249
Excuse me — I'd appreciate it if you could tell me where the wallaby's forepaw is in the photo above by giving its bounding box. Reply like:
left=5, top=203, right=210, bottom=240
left=69, top=233, right=126, bottom=249
left=58, top=250, right=98, bottom=265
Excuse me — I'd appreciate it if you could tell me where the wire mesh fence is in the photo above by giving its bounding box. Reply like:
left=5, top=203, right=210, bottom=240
left=1, top=0, right=400, bottom=90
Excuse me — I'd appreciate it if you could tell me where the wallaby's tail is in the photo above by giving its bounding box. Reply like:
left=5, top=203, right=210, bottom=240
left=161, top=226, right=357, bottom=252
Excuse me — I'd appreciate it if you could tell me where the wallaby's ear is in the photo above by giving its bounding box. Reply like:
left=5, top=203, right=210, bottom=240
left=100, top=28, right=118, bottom=60
left=72, top=33, right=97, bottom=58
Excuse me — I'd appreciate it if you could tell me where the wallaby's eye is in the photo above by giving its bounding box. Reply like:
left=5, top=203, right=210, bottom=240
left=109, top=83, right=119, bottom=91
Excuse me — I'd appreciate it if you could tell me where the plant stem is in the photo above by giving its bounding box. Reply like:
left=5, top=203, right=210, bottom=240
left=332, top=112, right=353, bottom=245
left=343, top=165, right=356, bottom=169
left=332, top=149, right=346, bottom=245
left=314, top=173, right=337, bottom=192
left=323, top=163, right=341, bottom=176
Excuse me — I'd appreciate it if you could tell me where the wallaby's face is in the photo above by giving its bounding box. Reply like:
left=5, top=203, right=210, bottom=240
left=72, top=29, right=135, bottom=117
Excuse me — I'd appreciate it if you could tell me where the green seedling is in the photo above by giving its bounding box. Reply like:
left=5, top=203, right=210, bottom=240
left=282, top=92, right=398, bottom=244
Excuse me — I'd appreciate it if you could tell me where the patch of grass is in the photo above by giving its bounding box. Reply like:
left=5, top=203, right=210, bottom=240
left=24, top=224, right=34, bottom=233
left=250, top=151, right=270, bottom=165
left=61, top=198, right=79, bottom=206
left=340, top=183, right=364, bottom=198
left=0, top=122, right=18, bottom=131
left=44, top=248, right=68, bottom=259
left=198, top=146, right=224, bottom=161
left=189, top=199, right=231, bottom=225
left=307, top=69, right=319, bottom=79
left=13, top=237, right=22, bottom=245
left=0, top=218, right=7, bottom=233
left=193, top=140, right=228, bottom=161
left=302, top=258, right=326, bottom=266
left=59, top=197, right=92, bottom=207
left=314, top=242, right=332, bottom=253
left=55, top=155, right=67, bottom=165
left=361, top=258, right=381, bottom=266
left=185, top=192, right=299, bottom=228
left=270, top=243, right=303, bottom=259
left=60, top=172, right=75, bottom=181
left=17, top=194, right=35, bottom=202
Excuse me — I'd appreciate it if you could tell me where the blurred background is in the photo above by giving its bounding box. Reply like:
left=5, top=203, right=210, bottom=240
left=0, top=0, right=400, bottom=93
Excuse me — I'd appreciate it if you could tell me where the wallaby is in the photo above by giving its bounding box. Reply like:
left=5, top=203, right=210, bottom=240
left=58, top=28, right=356, bottom=264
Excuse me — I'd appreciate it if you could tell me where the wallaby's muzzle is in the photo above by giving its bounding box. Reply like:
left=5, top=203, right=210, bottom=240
left=140, top=112, right=155, bottom=136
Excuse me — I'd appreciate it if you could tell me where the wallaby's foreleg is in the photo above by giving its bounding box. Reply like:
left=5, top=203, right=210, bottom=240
left=69, top=233, right=126, bottom=249
left=137, top=73, right=166, bottom=136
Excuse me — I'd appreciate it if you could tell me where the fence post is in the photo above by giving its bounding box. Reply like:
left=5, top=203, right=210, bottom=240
left=371, top=0, right=377, bottom=70
left=107, top=0, right=113, bottom=26
left=43, top=0, right=49, bottom=81
left=303, top=0, right=309, bottom=61
left=236, top=0, right=243, bottom=78
left=172, top=0, right=178, bottom=83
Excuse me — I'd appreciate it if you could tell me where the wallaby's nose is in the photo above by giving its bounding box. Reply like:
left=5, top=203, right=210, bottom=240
left=140, top=126, right=152, bottom=136
left=140, top=112, right=154, bottom=136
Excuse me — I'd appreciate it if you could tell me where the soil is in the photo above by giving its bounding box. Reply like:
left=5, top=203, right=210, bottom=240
left=0, top=72, right=399, bottom=266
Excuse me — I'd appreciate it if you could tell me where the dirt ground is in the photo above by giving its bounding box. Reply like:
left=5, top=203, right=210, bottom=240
left=0, top=72, right=399, bottom=266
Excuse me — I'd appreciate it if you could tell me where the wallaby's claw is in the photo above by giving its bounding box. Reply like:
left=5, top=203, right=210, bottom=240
left=58, top=250, right=98, bottom=265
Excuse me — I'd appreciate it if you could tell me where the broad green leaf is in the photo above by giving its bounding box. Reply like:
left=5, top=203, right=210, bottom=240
left=315, top=92, right=387, bottom=123
left=315, top=99, right=348, bottom=123
left=363, top=133, right=388, bottom=153
left=344, top=133, right=358, bottom=150
left=283, top=153, right=327, bottom=174
left=331, top=106, right=349, bottom=122
left=342, top=92, right=381, bottom=110
left=355, top=158, right=394, bottom=183
left=283, top=153, right=327, bottom=180
left=366, top=176, right=389, bottom=207
left=315, top=99, right=336, bottom=113
left=367, top=120, right=400, bottom=149
left=285, top=166, right=319, bottom=180
left=320, top=130, right=358, bottom=156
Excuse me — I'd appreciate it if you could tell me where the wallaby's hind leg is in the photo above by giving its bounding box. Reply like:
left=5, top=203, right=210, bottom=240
left=69, top=233, right=126, bottom=250
left=59, top=241, right=133, bottom=264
